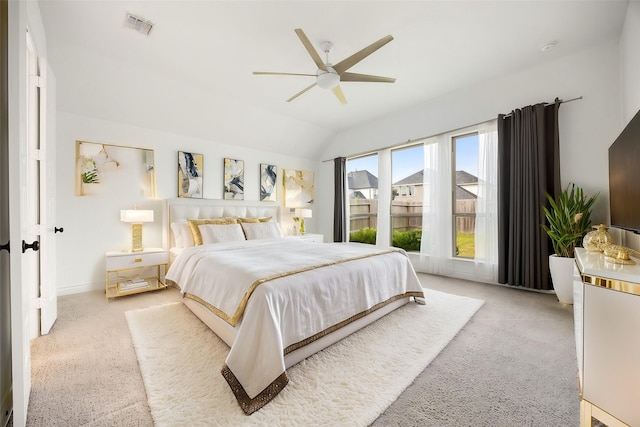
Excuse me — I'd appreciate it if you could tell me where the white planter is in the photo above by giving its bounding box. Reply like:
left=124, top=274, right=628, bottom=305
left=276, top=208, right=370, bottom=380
left=549, top=254, right=576, bottom=304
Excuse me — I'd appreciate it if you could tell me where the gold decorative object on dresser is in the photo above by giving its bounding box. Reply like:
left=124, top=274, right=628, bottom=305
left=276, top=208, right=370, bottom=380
left=105, top=248, right=168, bottom=301
left=582, top=224, right=612, bottom=252
left=573, top=248, right=640, bottom=427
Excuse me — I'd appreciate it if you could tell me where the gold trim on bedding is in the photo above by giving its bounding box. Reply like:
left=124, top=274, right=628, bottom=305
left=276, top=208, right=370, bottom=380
left=221, top=291, right=426, bottom=415
left=166, top=279, right=181, bottom=291
left=284, top=291, right=424, bottom=354
left=189, top=248, right=403, bottom=327
left=221, top=365, right=289, bottom=415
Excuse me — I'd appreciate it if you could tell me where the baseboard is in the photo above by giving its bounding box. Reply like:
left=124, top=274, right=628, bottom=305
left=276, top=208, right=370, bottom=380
left=57, top=282, right=102, bottom=296
left=1, top=384, right=11, bottom=427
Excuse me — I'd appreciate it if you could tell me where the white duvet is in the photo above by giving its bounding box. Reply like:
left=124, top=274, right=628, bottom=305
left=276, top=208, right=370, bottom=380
left=166, top=239, right=424, bottom=414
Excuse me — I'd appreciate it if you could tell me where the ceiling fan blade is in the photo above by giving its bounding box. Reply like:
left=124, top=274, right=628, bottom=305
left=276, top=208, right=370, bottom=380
left=340, top=72, right=396, bottom=83
left=253, top=72, right=316, bottom=77
left=294, top=28, right=327, bottom=72
left=333, top=35, right=394, bottom=75
left=287, top=82, right=317, bottom=102
left=332, top=85, right=347, bottom=105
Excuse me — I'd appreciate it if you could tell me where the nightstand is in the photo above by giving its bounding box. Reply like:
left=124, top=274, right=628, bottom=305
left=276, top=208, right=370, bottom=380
left=291, top=233, right=324, bottom=243
left=105, top=248, right=168, bottom=301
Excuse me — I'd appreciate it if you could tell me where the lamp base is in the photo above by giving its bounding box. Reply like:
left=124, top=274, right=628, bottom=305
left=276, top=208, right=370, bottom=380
left=131, top=223, right=144, bottom=252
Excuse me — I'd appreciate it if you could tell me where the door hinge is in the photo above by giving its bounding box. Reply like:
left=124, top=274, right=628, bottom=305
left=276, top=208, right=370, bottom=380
left=29, top=75, right=46, bottom=88
left=30, top=148, right=42, bottom=161
left=32, top=297, right=45, bottom=309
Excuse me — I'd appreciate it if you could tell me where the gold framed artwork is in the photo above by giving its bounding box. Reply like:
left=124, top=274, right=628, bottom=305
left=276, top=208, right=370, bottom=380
left=283, top=169, right=314, bottom=207
left=178, top=151, right=203, bottom=198
left=75, top=140, right=156, bottom=197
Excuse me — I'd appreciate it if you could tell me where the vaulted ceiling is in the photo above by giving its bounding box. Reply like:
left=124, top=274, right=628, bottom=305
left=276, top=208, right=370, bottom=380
left=38, top=0, right=629, bottom=159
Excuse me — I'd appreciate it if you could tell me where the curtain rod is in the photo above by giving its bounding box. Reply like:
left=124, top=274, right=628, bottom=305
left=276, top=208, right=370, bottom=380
left=500, top=96, right=583, bottom=119
left=322, top=95, right=583, bottom=163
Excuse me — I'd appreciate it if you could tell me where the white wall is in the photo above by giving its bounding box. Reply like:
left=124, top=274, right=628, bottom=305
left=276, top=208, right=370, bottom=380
left=56, top=111, right=319, bottom=295
left=620, top=0, right=640, bottom=124
left=317, top=40, right=621, bottom=243
left=616, top=0, right=640, bottom=251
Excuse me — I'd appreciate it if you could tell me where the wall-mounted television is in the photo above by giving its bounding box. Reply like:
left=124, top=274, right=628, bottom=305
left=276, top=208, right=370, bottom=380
left=609, top=109, right=640, bottom=233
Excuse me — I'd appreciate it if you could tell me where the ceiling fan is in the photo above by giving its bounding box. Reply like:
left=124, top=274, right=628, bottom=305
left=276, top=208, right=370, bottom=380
left=253, top=29, right=396, bottom=105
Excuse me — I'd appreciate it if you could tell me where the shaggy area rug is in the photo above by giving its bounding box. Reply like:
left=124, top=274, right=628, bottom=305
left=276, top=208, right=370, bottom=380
left=126, top=289, right=483, bottom=426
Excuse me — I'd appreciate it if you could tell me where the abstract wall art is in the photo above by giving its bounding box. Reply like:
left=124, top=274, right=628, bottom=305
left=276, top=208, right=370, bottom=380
left=224, top=158, right=244, bottom=200
left=178, top=151, right=203, bottom=198
left=283, top=169, right=314, bottom=207
left=260, top=163, right=277, bottom=202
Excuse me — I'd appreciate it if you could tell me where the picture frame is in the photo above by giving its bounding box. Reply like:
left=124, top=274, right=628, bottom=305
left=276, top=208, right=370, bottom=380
left=260, top=163, right=277, bottom=202
left=224, top=158, right=244, bottom=200
left=283, top=169, right=314, bottom=207
left=178, top=151, right=203, bottom=198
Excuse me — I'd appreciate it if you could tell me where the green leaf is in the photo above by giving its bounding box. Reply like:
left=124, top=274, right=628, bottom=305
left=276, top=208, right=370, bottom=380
left=542, top=183, right=598, bottom=258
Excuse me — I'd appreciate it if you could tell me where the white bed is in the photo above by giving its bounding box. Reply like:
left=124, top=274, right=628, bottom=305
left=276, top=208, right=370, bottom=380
left=164, top=198, right=425, bottom=414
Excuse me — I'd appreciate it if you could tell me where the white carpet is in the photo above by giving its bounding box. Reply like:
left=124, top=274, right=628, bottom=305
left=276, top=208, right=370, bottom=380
left=126, top=289, right=484, bottom=426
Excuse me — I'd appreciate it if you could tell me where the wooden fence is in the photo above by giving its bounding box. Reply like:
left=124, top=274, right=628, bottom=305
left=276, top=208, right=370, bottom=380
left=349, top=199, right=476, bottom=233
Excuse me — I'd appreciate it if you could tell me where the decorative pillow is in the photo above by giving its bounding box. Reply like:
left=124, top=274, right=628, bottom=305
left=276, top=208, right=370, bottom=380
left=199, top=223, right=246, bottom=244
left=241, top=221, right=283, bottom=240
left=170, top=221, right=194, bottom=248
left=238, top=217, right=273, bottom=223
left=187, top=217, right=238, bottom=245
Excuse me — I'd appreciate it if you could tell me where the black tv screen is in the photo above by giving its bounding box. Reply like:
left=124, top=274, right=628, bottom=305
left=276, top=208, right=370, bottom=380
left=609, top=109, right=640, bottom=233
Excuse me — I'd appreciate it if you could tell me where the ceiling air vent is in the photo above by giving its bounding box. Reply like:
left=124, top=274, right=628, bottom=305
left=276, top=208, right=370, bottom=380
left=125, top=13, right=153, bottom=36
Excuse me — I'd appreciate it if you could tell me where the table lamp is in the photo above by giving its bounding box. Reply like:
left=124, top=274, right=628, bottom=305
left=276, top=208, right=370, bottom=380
left=294, top=208, right=312, bottom=235
left=120, top=208, right=154, bottom=252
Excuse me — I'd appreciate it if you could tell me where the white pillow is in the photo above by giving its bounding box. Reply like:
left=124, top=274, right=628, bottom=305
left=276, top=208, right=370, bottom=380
left=241, top=222, right=283, bottom=240
left=171, top=221, right=194, bottom=248
left=199, top=223, right=246, bottom=244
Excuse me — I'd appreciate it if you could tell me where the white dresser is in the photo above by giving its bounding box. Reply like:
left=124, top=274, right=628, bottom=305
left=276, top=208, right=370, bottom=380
left=574, top=248, right=640, bottom=427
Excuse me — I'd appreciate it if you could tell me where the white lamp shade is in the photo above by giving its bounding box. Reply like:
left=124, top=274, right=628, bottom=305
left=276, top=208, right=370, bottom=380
left=295, top=208, right=312, bottom=218
left=120, top=209, right=154, bottom=223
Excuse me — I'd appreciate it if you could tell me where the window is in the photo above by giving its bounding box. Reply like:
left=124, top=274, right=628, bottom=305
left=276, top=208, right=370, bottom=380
left=391, top=145, right=424, bottom=252
left=341, top=119, right=497, bottom=283
left=346, top=154, right=378, bottom=245
left=452, top=133, right=479, bottom=258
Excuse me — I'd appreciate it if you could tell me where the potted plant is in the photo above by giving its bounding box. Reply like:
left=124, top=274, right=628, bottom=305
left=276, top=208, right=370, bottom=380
left=543, top=183, right=598, bottom=304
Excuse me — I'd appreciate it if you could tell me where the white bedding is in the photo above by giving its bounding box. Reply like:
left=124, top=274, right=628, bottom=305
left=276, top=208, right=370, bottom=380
left=166, top=238, right=424, bottom=414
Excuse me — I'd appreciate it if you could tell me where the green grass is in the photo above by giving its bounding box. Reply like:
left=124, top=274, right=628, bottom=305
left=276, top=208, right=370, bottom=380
left=350, top=227, right=476, bottom=258
left=456, top=233, right=475, bottom=258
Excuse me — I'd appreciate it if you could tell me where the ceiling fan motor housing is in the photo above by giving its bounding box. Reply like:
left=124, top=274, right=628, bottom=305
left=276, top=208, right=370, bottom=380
left=316, top=67, right=340, bottom=89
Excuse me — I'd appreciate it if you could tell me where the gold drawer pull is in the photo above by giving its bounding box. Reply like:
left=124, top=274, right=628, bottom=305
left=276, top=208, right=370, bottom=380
left=134, top=258, right=143, bottom=263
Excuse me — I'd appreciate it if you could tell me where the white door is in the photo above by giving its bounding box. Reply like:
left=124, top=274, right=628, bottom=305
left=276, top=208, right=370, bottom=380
left=39, top=59, right=57, bottom=335
left=25, top=31, right=41, bottom=339
left=1, top=2, right=12, bottom=425
left=26, top=29, right=57, bottom=337
left=8, top=7, right=57, bottom=421
left=8, top=12, right=33, bottom=424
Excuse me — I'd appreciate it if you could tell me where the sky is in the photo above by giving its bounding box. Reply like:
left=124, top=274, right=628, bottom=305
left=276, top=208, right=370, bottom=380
left=347, top=134, right=479, bottom=183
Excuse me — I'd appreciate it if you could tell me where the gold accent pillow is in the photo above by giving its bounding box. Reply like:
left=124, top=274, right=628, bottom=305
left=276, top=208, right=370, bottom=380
left=187, top=217, right=238, bottom=245
left=238, top=217, right=273, bottom=223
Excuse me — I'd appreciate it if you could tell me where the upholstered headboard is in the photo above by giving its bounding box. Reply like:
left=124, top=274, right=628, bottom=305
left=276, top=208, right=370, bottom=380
left=164, top=198, right=281, bottom=249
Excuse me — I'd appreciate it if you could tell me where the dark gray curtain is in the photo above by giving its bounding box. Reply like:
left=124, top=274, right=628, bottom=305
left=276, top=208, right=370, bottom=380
left=333, top=157, right=347, bottom=242
left=498, top=100, right=561, bottom=290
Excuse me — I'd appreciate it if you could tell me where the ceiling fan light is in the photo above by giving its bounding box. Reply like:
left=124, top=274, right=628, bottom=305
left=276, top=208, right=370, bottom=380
left=317, top=70, right=340, bottom=89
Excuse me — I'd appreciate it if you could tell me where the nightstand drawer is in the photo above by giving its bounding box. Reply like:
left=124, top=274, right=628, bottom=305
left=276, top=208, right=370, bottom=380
left=106, top=251, right=167, bottom=270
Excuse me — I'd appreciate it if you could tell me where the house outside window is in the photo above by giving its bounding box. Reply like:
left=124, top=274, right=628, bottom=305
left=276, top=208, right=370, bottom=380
left=346, top=155, right=378, bottom=245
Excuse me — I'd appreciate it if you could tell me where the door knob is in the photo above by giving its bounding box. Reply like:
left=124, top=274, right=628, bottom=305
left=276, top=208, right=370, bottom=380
left=22, top=240, right=40, bottom=253
left=55, top=227, right=64, bottom=233
left=0, top=241, right=9, bottom=253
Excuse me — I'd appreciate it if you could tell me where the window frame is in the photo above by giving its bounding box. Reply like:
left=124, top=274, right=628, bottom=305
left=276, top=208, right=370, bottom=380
left=451, top=131, right=479, bottom=259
